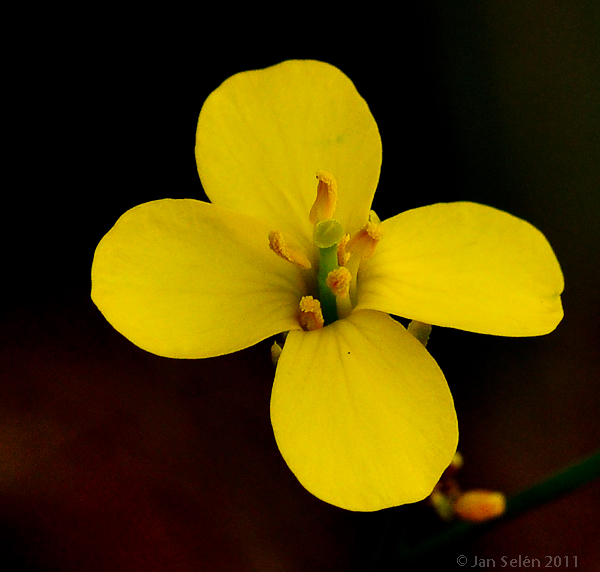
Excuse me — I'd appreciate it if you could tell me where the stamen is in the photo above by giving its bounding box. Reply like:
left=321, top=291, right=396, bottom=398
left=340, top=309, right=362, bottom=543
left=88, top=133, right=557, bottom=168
left=343, top=219, right=383, bottom=307
left=345, top=220, right=383, bottom=260
left=268, top=230, right=312, bottom=269
left=326, top=267, right=353, bottom=319
left=326, top=267, right=351, bottom=299
left=298, top=296, right=325, bottom=331
left=309, top=170, right=338, bottom=223
left=337, top=233, right=351, bottom=266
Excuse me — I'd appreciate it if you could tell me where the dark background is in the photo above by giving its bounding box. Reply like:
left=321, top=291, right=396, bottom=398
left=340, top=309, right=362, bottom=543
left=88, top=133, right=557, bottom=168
left=2, top=2, right=599, bottom=570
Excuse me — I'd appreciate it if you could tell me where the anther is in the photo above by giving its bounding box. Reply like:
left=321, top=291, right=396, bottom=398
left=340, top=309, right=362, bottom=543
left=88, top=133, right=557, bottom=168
left=268, top=230, right=312, bottom=269
left=298, top=296, right=325, bottom=331
left=326, top=267, right=353, bottom=319
left=337, top=233, right=351, bottom=266
left=309, top=170, right=338, bottom=224
left=345, top=220, right=383, bottom=260
left=326, top=267, right=351, bottom=299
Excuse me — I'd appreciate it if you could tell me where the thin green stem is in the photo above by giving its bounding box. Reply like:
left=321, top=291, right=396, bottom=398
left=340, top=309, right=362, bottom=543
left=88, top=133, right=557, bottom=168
left=394, top=448, right=600, bottom=563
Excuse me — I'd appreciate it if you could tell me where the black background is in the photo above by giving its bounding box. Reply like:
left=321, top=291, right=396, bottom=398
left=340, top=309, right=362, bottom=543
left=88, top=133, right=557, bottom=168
left=2, top=2, right=599, bottom=570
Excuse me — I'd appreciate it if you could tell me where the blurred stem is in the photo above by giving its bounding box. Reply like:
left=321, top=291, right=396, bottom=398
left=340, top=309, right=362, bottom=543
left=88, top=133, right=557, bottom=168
left=394, top=447, right=600, bottom=563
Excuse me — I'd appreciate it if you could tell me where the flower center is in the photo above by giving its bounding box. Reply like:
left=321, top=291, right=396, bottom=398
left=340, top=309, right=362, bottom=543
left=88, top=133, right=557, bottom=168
left=268, top=171, right=381, bottom=331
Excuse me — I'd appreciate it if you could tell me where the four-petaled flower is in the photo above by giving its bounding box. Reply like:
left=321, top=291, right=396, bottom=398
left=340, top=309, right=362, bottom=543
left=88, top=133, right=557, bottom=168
left=91, top=60, right=564, bottom=511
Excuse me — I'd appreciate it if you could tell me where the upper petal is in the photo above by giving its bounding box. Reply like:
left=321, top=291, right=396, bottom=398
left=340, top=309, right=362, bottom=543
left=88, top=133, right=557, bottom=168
left=92, top=199, right=305, bottom=359
left=356, top=202, right=564, bottom=336
left=196, top=60, right=382, bottom=249
left=270, top=310, right=458, bottom=511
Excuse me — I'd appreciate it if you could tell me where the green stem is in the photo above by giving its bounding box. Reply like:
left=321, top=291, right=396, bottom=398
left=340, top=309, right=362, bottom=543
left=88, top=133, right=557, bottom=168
left=394, top=448, right=600, bottom=563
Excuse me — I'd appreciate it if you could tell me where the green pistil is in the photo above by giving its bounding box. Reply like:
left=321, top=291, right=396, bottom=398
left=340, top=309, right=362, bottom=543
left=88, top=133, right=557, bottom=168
left=314, top=219, right=344, bottom=325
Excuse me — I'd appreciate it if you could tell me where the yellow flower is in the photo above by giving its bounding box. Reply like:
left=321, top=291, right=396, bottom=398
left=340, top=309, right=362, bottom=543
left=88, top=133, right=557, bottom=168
left=91, top=60, right=564, bottom=511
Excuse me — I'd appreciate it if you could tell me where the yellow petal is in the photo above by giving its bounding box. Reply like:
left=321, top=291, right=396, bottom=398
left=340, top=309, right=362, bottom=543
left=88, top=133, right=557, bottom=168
left=196, top=60, right=382, bottom=250
left=92, top=199, right=305, bottom=358
left=356, top=202, right=564, bottom=336
left=270, top=310, right=458, bottom=511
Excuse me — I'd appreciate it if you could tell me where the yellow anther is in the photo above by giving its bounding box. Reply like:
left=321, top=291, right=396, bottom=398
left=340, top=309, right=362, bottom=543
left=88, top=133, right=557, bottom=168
left=454, top=490, right=506, bottom=523
left=268, top=230, right=312, bottom=269
left=337, top=233, right=351, bottom=266
left=298, top=296, right=324, bottom=331
left=309, top=170, right=338, bottom=224
left=345, top=220, right=382, bottom=260
left=326, top=267, right=352, bottom=299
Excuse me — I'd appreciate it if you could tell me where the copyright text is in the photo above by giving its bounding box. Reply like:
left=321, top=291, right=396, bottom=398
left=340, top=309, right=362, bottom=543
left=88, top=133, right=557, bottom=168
left=456, top=555, right=579, bottom=568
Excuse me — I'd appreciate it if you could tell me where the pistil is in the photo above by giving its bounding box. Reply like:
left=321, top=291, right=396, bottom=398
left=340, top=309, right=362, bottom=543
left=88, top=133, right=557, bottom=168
left=314, top=219, right=344, bottom=325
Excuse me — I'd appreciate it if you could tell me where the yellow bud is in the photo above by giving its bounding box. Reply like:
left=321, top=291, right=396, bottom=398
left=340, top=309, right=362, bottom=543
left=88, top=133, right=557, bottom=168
left=454, top=490, right=506, bottom=523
